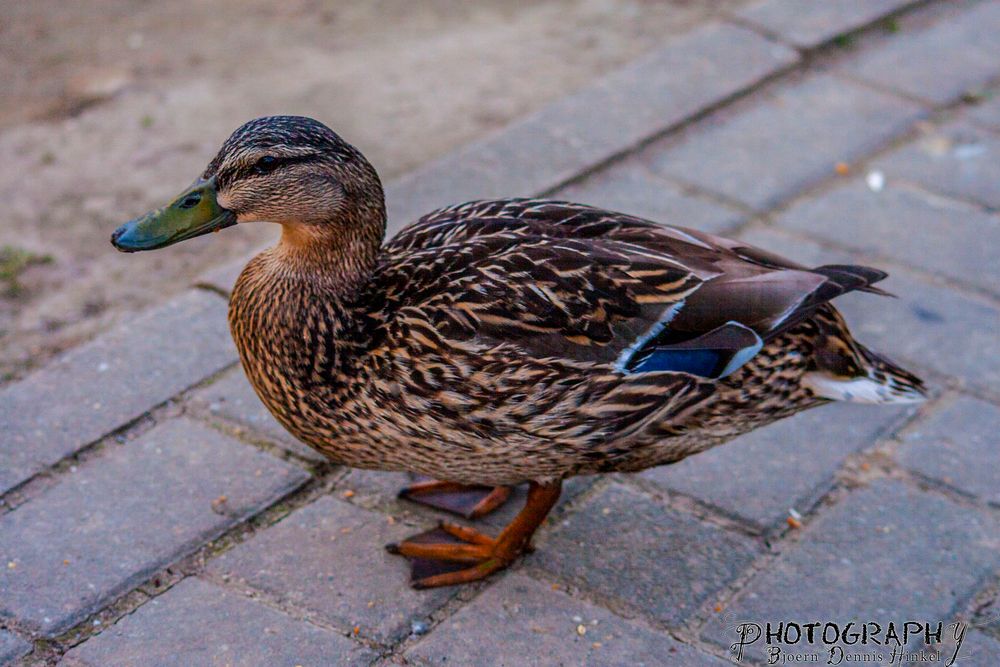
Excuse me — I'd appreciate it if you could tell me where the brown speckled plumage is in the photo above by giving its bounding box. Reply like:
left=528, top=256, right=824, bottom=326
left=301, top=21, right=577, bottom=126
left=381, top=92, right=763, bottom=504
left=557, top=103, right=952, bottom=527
left=212, top=118, right=924, bottom=487
left=117, top=116, right=926, bottom=587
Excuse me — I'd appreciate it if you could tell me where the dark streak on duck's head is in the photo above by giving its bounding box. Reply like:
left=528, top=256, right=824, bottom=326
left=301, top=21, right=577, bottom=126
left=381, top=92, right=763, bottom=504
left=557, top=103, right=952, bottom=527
left=111, top=116, right=386, bottom=253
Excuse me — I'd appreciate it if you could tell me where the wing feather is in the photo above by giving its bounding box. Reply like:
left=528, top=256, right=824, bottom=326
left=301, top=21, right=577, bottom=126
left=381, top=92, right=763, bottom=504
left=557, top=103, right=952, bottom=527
left=378, top=199, right=887, bottom=377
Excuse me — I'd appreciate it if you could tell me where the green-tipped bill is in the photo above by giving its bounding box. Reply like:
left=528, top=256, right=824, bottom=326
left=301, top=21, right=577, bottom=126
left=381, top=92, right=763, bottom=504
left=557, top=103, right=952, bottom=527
left=111, top=177, right=236, bottom=252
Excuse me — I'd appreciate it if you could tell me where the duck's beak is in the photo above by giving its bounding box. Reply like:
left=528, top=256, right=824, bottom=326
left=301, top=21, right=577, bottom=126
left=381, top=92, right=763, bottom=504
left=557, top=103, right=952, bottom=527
left=111, top=176, right=236, bottom=252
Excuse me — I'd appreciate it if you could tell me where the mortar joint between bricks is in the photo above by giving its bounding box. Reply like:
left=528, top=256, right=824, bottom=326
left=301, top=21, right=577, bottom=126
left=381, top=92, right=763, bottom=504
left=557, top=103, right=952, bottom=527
left=920, top=378, right=1000, bottom=416
left=520, top=564, right=725, bottom=660
left=191, top=281, right=232, bottom=300
left=834, top=45, right=1000, bottom=114
left=968, top=577, right=1000, bottom=637
left=629, top=159, right=760, bottom=218
left=184, top=406, right=331, bottom=472
left=895, top=465, right=1000, bottom=515
left=378, top=572, right=502, bottom=661
left=730, top=113, right=932, bottom=227
left=533, top=59, right=802, bottom=202
left=0, top=359, right=248, bottom=516
left=515, top=565, right=654, bottom=628
left=29, top=474, right=351, bottom=663
left=888, top=176, right=1000, bottom=217
left=618, top=473, right=768, bottom=541
left=29, top=583, right=156, bottom=663
left=730, top=0, right=942, bottom=58
left=741, top=215, right=1000, bottom=313
left=195, top=568, right=394, bottom=654
left=721, top=15, right=789, bottom=51
left=0, top=411, right=159, bottom=518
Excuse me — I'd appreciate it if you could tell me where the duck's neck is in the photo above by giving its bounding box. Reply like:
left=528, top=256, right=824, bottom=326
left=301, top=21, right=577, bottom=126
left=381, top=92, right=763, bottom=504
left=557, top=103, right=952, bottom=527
left=273, top=204, right=386, bottom=299
left=229, top=204, right=386, bottom=415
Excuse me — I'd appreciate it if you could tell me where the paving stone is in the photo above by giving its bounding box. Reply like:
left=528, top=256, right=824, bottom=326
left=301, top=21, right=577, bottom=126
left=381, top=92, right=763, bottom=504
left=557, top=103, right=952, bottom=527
left=0, top=630, right=31, bottom=665
left=0, top=417, right=308, bottom=636
left=875, top=122, right=1000, bottom=209
left=897, top=396, right=1000, bottom=505
left=62, top=577, right=374, bottom=667
left=206, top=495, right=453, bottom=644
left=190, top=367, right=325, bottom=462
left=776, top=179, right=1000, bottom=295
left=734, top=0, right=915, bottom=49
left=968, top=91, right=1000, bottom=132
left=406, top=573, right=729, bottom=667
left=843, top=2, right=1000, bottom=105
left=739, top=227, right=1000, bottom=390
left=645, top=74, right=924, bottom=210
left=947, top=630, right=1000, bottom=667
left=700, top=480, right=1000, bottom=662
left=336, top=468, right=421, bottom=512
left=555, top=160, right=744, bottom=235
left=533, top=482, right=762, bottom=627
left=386, top=23, right=797, bottom=231
left=195, top=247, right=263, bottom=294
left=643, top=402, right=909, bottom=531
left=0, top=290, right=237, bottom=496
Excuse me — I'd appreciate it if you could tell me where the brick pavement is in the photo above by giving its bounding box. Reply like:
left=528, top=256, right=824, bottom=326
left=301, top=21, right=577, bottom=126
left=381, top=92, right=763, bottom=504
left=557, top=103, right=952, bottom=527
left=3, top=2, right=1000, bottom=665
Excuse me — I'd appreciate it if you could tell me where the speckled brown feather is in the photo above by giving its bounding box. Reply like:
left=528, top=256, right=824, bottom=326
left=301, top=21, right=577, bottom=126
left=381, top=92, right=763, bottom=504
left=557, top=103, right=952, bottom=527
left=207, top=117, right=927, bottom=486
left=229, top=189, right=921, bottom=485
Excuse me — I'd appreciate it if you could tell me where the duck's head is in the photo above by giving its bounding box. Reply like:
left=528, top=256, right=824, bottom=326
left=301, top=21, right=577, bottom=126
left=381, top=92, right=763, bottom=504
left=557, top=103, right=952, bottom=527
left=111, top=115, right=384, bottom=252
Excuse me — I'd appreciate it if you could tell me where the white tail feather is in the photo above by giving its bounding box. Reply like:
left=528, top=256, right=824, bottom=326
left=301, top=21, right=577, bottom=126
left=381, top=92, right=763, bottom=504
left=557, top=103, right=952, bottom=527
left=802, top=372, right=926, bottom=404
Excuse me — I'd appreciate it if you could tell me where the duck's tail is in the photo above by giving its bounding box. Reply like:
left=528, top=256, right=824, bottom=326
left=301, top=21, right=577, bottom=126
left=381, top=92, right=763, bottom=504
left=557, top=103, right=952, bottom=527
left=803, top=346, right=927, bottom=404
left=801, top=306, right=927, bottom=405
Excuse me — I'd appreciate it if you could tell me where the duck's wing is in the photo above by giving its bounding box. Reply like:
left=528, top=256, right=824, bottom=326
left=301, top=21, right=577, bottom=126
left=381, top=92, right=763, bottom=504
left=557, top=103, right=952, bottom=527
left=379, top=198, right=886, bottom=378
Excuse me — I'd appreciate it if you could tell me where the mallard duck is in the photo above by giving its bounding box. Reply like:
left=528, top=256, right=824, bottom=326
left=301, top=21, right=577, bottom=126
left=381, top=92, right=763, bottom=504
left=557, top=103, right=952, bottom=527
left=112, top=116, right=925, bottom=588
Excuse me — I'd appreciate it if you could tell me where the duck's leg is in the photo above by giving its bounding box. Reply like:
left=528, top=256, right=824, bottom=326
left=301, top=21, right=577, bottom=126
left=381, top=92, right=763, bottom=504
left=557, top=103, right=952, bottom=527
left=387, top=480, right=561, bottom=588
left=397, top=478, right=513, bottom=519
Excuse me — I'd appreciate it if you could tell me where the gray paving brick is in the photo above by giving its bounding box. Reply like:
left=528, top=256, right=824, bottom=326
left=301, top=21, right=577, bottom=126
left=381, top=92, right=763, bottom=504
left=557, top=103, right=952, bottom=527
left=739, top=227, right=1000, bottom=389
left=874, top=122, right=1000, bottom=209
left=336, top=468, right=423, bottom=514
left=195, top=248, right=260, bottom=294
left=190, top=367, right=325, bottom=462
left=0, top=630, right=31, bottom=665
left=406, top=573, right=728, bottom=666
left=968, top=91, right=1000, bottom=132
left=950, top=630, right=1000, bottom=667
left=386, top=23, right=797, bottom=231
left=643, top=402, right=909, bottom=530
left=843, top=1, right=1000, bottom=105
left=701, top=480, right=1000, bottom=661
left=645, top=74, right=924, bottom=210
left=555, top=160, right=744, bottom=235
left=735, top=0, right=915, bottom=49
left=206, top=495, right=453, bottom=644
left=0, top=417, right=308, bottom=636
left=897, top=396, right=1000, bottom=505
left=533, top=482, right=761, bottom=627
left=62, top=577, right=374, bottom=667
left=775, top=179, right=1000, bottom=295
left=0, top=290, right=237, bottom=496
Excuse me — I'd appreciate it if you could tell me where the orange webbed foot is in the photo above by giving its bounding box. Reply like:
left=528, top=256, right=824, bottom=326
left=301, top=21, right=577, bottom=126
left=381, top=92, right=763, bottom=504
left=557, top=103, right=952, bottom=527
left=397, top=478, right=513, bottom=519
left=387, top=481, right=562, bottom=588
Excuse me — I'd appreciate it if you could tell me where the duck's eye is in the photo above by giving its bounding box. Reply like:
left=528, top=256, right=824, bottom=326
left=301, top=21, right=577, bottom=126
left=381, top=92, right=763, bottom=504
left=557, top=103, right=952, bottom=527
left=253, top=155, right=279, bottom=175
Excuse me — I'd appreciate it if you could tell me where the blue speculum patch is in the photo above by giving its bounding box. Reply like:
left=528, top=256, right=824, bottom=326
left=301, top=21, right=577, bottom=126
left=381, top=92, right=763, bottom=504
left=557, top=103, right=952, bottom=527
left=630, top=348, right=728, bottom=376
left=623, top=321, right=764, bottom=379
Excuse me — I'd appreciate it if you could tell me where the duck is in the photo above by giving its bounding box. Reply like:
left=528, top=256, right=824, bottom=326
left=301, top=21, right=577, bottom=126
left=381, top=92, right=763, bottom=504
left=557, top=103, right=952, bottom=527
left=112, top=115, right=925, bottom=588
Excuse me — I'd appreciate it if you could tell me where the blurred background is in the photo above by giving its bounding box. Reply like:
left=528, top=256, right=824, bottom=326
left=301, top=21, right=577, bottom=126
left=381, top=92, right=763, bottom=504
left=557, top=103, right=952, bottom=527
left=0, top=0, right=745, bottom=385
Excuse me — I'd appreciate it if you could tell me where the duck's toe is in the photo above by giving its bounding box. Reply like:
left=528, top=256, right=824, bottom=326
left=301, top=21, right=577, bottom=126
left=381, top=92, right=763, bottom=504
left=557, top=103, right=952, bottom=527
left=386, top=522, right=512, bottom=588
left=397, top=478, right=513, bottom=519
